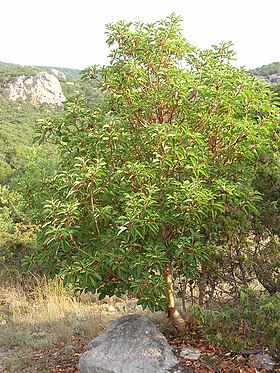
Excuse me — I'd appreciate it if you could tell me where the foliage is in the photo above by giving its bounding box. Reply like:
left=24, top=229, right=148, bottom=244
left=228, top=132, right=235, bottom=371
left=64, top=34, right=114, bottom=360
left=0, top=145, right=57, bottom=280
left=0, top=65, right=61, bottom=279
left=272, top=83, right=280, bottom=99
left=0, top=95, right=56, bottom=184
left=36, top=65, right=82, bottom=81
left=60, top=80, right=106, bottom=106
left=250, top=151, right=280, bottom=293
left=11, top=146, right=59, bottom=219
left=190, top=289, right=280, bottom=354
left=0, top=59, right=108, bottom=282
left=32, top=14, right=279, bottom=318
left=185, top=149, right=280, bottom=307
left=0, top=185, right=38, bottom=281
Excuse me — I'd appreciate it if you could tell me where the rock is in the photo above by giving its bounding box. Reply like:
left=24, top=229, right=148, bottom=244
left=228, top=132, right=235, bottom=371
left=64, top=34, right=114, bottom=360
left=64, top=344, right=75, bottom=352
left=31, top=331, right=46, bottom=339
left=50, top=68, right=66, bottom=81
left=249, top=353, right=277, bottom=372
left=8, top=72, right=65, bottom=106
left=179, top=347, right=201, bottom=361
left=259, top=74, right=280, bottom=85
left=107, top=305, right=116, bottom=313
left=78, top=314, right=179, bottom=373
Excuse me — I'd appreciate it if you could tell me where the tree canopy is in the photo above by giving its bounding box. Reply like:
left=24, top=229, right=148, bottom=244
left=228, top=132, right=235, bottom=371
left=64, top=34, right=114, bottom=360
left=33, top=14, right=279, bottom=331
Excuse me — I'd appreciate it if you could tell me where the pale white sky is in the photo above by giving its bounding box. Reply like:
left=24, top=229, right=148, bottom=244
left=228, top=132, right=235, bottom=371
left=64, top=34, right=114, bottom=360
left=1, top=0, right=279, bottom=70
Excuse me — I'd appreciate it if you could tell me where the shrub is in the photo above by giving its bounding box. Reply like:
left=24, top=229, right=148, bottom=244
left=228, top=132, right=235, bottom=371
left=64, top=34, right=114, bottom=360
left=191, top=289, right=280, bottom=354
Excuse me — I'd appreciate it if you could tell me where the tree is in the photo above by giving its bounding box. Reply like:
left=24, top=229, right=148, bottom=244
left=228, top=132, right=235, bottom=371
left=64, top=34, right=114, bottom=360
left=34, top=14, right=279, bottom=333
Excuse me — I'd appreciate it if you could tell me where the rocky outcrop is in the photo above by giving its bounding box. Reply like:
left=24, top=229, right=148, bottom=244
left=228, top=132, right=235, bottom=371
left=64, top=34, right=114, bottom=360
left=8, top=72, right=65, bottom=106
left=258, top=74, right=280, bottom=85
left=78, top=314, right=179, bottom=373
left=50, top=68, right=66, bottom=81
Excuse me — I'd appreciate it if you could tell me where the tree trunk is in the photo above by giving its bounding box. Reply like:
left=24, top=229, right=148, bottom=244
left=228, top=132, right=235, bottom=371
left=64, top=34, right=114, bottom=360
left=198, top=263, right=207, bottom=307
left=164, top=265, right=186, bottom=335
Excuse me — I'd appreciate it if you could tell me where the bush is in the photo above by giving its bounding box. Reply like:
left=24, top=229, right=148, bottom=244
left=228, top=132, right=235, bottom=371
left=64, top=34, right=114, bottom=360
left=0, top=185, right=38, bottom=282
left=191, top=289, right=280, bottom=355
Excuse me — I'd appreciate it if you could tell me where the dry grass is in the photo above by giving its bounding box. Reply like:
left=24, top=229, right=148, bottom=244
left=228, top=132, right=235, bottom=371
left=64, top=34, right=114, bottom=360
left=0, top=276, right=163, bottom=372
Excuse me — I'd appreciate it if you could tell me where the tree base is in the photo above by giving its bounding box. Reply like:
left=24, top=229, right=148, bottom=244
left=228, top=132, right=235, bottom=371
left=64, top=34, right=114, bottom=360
left=167, top=307, right=186, bottom=335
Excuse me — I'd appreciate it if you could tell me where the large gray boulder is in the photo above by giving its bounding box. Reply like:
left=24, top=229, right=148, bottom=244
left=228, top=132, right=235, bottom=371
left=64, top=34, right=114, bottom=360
left=78, top=314, right=179, bottom=373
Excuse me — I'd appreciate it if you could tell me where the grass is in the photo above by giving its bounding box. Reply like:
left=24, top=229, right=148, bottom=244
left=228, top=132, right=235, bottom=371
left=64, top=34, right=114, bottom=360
left=0, top=276, right=278, bottom=371
left=0, top=276, right=155, bottom=372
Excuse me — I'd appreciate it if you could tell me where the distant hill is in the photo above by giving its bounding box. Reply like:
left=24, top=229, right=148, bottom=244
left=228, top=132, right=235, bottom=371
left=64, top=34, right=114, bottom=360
left=249, top=62, right=280, bottom=77
left=0, top=61, right=82, bottom=81
left=249, top=62, right=280, bottom=86
left=0, top=61, right=19, bottom=67
left=0, top=62, right=105, bottom=105
left=36, top=66, right=82, bottom=81
left=3, top=59, right=280, bottom=82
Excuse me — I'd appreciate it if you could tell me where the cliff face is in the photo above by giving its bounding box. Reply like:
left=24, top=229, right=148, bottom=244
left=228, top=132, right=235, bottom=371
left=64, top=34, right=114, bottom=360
left=7, top=72, right=65, bottom=106
left=259, top=74, right=280, bottom=85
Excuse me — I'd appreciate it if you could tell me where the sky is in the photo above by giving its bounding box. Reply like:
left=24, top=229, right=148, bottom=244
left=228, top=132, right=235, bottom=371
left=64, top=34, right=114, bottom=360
left=1, top=0, right=279, bottom=70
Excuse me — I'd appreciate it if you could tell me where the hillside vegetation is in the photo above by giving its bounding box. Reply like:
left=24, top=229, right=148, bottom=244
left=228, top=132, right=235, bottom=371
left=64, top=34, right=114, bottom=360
left=249, top=61, right=280, bottom=76
left=0, top=63, right=106, bottom=283
left=0, top=61, right=81, bottom=81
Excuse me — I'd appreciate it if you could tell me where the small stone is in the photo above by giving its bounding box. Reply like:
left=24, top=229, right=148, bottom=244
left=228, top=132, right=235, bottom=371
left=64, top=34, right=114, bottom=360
left=50, top=68, right=66, bottom=81
left=64, top=344, right=75, bottom=352
left=31, top=331, right=46, bottom=339
left=107, top=305, right=116, bottom=312
left=250, top=353, right=276, bottom=372
left=180, top=347, right=201, bottom=361
left=37, top=331, right=46, bottom=338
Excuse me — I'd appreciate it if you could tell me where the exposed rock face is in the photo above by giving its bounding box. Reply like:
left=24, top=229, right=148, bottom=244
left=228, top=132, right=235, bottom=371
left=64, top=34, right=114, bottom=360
left=8, top=72, right=65, bottom=106
left=78, top=314, right=179, bottom=373
left=259, top=73, right=280, bottom=85
left=50, top=68, right=66, bottom=81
